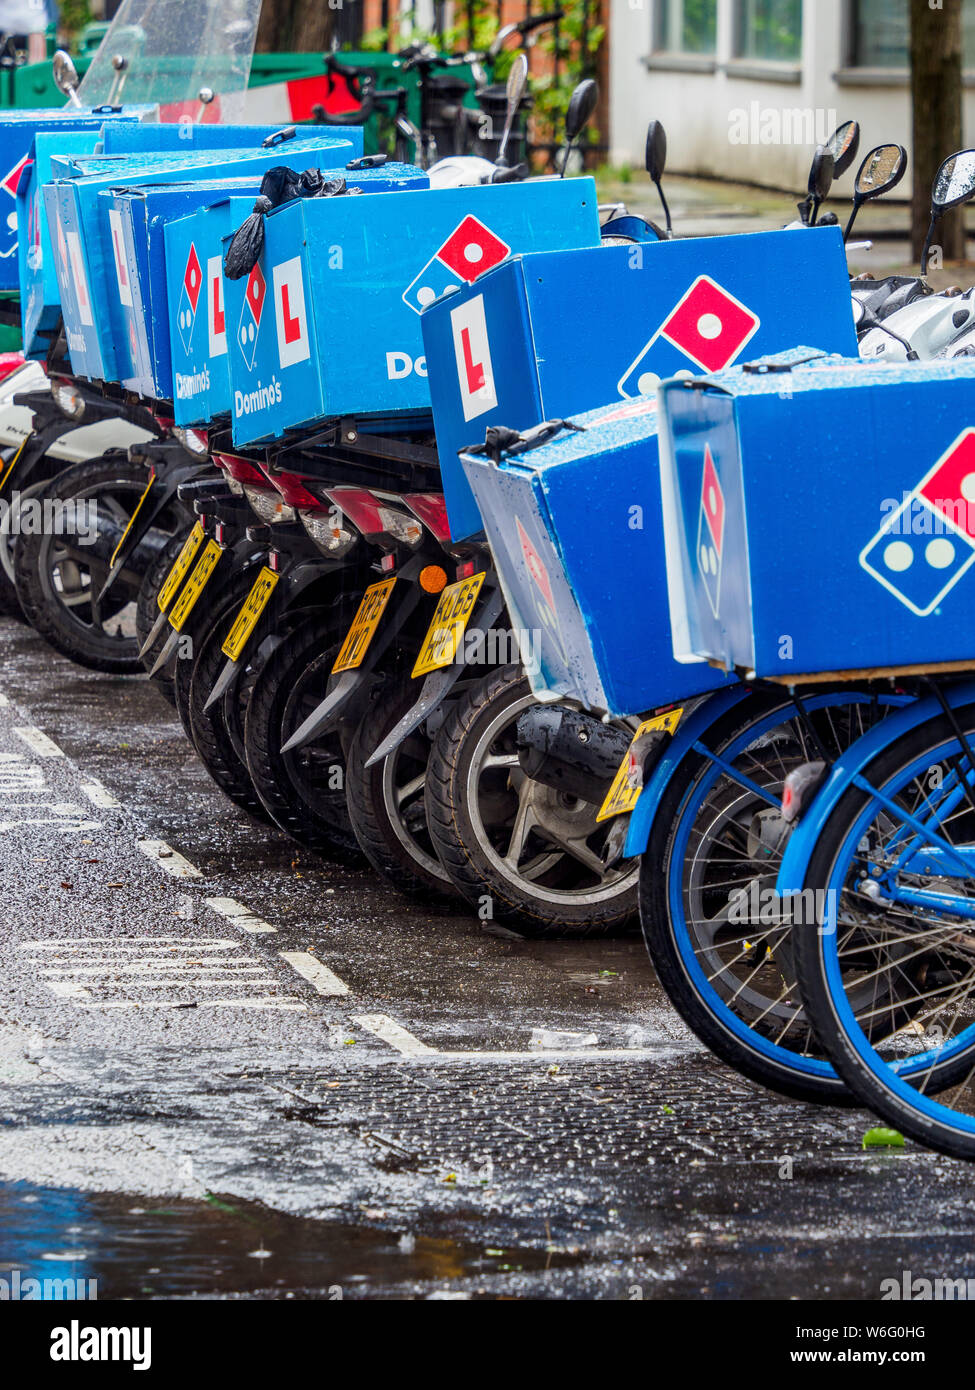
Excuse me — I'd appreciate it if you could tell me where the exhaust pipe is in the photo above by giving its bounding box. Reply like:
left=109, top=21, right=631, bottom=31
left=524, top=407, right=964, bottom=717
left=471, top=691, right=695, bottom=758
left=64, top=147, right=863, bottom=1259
left=516, top=706, right=631, bottom=805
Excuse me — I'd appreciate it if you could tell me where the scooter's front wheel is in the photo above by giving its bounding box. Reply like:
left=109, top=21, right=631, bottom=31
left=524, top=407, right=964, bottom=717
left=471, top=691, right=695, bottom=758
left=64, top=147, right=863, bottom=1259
left=794, top=702, right=975, bottom=1158
left=345, top=668, right=459, bottom=901
left=641, top=690, right=904, bottom=1105
left=13, top=455, right=174, bottom=674
left=243, top=604, right=363, bottom=864
left=424, top=665, right=639, bottom=936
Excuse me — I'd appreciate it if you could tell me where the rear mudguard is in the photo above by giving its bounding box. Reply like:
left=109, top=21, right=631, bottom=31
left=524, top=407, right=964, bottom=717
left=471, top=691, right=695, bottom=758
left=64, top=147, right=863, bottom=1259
left=203, top=552, right=358, bottom=711
left=95, top=459, right=203, bottom=604
left=775, top=679, right=975, bottom=895
left=279, top=553, right=431, bottom=752
left=622, top=685, right=754, bottom=859
left=363, top=582, right=506, bottom=768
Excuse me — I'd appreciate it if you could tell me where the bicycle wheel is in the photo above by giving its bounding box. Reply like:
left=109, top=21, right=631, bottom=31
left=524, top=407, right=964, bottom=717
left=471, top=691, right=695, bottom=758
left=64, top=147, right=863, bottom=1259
left=794, top=701, right=975, bottom=1157
left=643, top=689, right=902, bottom=1104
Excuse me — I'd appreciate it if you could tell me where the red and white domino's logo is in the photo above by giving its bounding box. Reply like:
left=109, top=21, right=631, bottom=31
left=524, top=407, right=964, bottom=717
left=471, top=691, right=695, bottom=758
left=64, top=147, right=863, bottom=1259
left=207, top=256, right=227, bottom=358
left=272, top=257, right=310, bottom=369
left=449, top=294, right=497, bottom=423
left=697, top=444, right=726, bottom=618
left=108, top=209, right=132, bottom=308
left=661, top=277, right=760, bottom=374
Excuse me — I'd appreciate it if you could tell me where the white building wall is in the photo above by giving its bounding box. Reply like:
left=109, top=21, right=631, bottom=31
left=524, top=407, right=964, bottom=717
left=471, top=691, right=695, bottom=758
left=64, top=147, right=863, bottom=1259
left=610, top=0, right=973, bottom=188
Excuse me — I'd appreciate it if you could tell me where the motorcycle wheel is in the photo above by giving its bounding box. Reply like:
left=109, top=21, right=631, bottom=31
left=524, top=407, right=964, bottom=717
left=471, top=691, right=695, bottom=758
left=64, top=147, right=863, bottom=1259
left=345, top=668, right=459, bottom=901
left=12, top=455, right=173, bottom=674
left=243, top=604, right=363, bottom=864
left=170, top=569, right=272, bottom=822
left=424, top=664, right=639, bottom=936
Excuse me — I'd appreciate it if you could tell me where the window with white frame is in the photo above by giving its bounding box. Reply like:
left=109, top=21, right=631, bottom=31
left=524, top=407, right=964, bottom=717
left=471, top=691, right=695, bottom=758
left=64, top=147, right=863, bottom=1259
left=734, top=0, right=803, bottom=62
left=655, top=0, right=718, bottom=55
left=851, top=0, right=975, bottom=67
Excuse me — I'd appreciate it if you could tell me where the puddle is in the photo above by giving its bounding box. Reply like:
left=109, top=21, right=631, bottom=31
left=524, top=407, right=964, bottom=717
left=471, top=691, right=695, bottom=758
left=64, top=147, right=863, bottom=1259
left=0, top=1181, right=580, bottom=1299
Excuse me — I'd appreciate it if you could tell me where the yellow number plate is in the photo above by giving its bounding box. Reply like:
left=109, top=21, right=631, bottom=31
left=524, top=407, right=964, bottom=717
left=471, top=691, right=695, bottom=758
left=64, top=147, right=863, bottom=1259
left=331, top=578, right=397, bottom=674
left=110, top=469, right=155, bottom=569
left=221, top=566, right=280, bottom=663
left=168, top=539, right=223, bottom=633
left=157, top=521, right=205, bottom=612
left=597, top=709, right=685, bottom=823
left=412, top=572, right=486, bottom=679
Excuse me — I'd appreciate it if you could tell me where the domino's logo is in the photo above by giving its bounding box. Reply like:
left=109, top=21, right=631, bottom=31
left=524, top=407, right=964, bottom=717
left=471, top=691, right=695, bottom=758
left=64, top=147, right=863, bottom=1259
left=861, top=429, right=975, bottom=617
left=0, top=154, right=29, bottom=257
left=697, top=444, right=725, bottom=619
left=618, top=276, right=761, bottom=400
left=237, top=263, right=266, bottom=371
left=403, top=216, right=511, bottom=315
left=176, top=243, right=202, bottom=354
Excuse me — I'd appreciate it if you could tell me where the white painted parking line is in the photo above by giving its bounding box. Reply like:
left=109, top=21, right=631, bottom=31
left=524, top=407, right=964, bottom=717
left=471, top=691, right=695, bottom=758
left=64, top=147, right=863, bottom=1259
left=206, top=897, right=278, bottom=934
left=20, top=937, right=306, bottom=1011
left=137, top=839, right=203, bottom=879
left=280, top=951, right=350, bottom=997
left=79, top=779, right=121, bottom=810
left=14, top=727, right=64, bottom=758
left=352, top=1013, right=435, bottom=1056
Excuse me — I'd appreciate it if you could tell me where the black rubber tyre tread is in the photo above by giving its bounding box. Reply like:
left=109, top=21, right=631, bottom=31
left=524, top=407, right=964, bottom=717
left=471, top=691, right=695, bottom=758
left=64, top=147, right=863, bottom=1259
left=345, top=672, right=459, bottom=902
left=243, top=605, right=363, bottom=863
left=424, top=664, right=638, bottom=937
left=12, top=456, right=148, bottom=674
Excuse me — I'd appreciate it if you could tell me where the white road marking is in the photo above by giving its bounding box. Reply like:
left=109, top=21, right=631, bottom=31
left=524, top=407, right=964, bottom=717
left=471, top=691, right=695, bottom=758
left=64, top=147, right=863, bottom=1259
left=206, top=897, right=278, bottom=934
left=14, top=727, right=64, bottom=758
left=79, top=779, right=121, bottom=810
left=44, top=980, right=92, bottom=1002
left=20, top=937, right=305, bottom=1010
left=280, top=951, right=350, bottom=997
left=137, top=840, right=202, bottom=879
left=352, top=1013, right=435, bottom=1056
left=0, top=692, right=9, bottom=707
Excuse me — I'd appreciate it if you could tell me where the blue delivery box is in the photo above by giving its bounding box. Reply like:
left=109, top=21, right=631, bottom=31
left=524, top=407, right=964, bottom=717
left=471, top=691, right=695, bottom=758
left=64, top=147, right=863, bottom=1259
left=45, top=134, right=360, bottom=381
left=658, top=350, right=975, bottom=682
left=105, top=180, right=268, bottom=399
left=168, top=161, right=428, bottom=424
left=223, top=178, right=602, bottom=448
left=421, top=226, right=860, bottom=541
left=0, top=107, right=153, bottom=289
left=18, top=129, right=106, bottom=357
left=460, top=397, right=731, bottom=717
left=96, top=124, right=355, bottom=157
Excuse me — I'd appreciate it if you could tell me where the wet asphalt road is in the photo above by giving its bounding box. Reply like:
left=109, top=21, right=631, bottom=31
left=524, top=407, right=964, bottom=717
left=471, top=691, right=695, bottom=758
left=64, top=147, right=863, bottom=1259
left=1, top=614, right=975, bottom=1301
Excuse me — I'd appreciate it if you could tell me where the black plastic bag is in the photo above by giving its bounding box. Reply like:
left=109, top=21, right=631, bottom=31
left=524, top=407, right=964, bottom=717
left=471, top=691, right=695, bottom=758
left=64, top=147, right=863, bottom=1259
left=224, top=168, right=350, bottom=280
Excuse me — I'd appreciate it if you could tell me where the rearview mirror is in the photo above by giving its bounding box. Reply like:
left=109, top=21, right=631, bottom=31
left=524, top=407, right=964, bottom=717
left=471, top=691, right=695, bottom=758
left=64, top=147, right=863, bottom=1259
left=845, top=144, right=907, bottom=242
left=644, top=120, right=672, bottom=236
left=53, top=50, right=81, bottom=107
left=808, top=146, right=835, bottom=204
left=921, top=148, right=973, bottom=272
left=565, top=78, right=598, bottom=145
left=645, top=120, right=667, bottom=184
left=932, top=149, right=975, bottom=212
left=495, top=53, right=529, bottom=169
left=826, top=120, right=860, bottom=179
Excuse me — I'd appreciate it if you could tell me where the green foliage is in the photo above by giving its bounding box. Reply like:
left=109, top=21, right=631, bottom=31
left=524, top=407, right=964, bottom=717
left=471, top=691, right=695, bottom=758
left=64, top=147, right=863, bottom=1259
left=60, top=0, right=93, bottom=45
